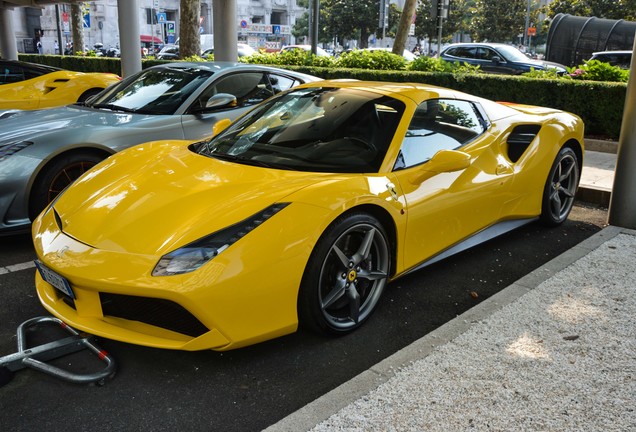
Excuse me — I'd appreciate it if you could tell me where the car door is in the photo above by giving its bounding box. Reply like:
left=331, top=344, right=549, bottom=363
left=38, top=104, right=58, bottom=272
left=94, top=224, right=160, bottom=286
left=181, top=71, right=310, bottom=140
left=180, top=71, right=276, bottom=140
left=390, top=99, right=515, bottom=271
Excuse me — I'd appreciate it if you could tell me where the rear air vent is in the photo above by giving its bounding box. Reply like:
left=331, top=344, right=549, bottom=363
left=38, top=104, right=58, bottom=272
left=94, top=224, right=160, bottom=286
left=507, top=124, right=541, bottom=162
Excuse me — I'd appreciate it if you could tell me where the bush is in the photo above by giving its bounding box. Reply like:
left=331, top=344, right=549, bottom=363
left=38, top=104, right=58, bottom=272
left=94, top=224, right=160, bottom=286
left=523, top=59, right=629, bottom=83
left=335, top=50, right=406, bottom=70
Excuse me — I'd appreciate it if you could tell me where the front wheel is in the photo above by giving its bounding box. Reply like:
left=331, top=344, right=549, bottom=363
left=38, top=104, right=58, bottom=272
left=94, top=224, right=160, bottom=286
left=298, top=213, right=391, bottom=335
left=29, top=151, right=105, bottom=220
left=540, top=146, right=580, bottom=226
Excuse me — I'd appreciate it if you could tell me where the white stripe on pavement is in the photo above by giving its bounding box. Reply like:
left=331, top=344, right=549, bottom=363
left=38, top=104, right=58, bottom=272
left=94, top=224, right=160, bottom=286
left=0, top=261, right=36, bottom=274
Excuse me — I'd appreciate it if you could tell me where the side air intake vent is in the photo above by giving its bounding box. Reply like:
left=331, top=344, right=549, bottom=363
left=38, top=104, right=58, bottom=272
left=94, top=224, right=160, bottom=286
left=507, top=124, right=541, bottom=162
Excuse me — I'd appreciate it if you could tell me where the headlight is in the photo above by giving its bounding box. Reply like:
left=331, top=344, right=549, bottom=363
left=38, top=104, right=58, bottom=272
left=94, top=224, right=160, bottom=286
left=0, top=141, right=33, bottom=162
left=152, top=203, right=290, bottom=276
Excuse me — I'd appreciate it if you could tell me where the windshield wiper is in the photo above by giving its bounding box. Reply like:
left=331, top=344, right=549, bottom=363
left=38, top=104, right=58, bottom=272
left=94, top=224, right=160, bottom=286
left=91, top=103, right=138, bottom=113
left=209, top=152, right=279, bottom=169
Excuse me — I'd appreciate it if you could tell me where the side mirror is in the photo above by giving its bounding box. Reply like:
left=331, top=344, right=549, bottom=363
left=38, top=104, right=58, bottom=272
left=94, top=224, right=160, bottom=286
left=212, top=118, right=232, bottom=137
left=193, top=93, right=238, bottom=114
left=491, top=55, right=502, bottom=64
left=409, top=150, right=471, bottom=184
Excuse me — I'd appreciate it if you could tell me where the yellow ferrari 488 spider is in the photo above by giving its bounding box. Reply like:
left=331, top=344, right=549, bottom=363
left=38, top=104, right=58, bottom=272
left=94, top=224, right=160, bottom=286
left=32, top=80, right=584, bottom=351
left=0, top=60, right=120, bottom=110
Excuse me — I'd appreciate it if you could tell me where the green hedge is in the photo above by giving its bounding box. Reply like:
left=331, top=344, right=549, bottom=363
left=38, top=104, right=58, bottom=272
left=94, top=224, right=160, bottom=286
left=18, top=54, right=627, bottom=139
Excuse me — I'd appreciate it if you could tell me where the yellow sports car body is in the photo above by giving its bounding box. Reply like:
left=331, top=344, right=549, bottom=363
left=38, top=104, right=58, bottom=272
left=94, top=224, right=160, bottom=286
left=0, top=61, right=120, bottom=110
left=32, top=80, right=584, bottom=351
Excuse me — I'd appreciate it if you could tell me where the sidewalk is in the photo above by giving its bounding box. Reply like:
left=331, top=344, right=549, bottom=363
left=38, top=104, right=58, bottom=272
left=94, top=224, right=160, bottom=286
left=266, top=142, right=635, bottom=432
left=577, top=138, right=618, bottom=207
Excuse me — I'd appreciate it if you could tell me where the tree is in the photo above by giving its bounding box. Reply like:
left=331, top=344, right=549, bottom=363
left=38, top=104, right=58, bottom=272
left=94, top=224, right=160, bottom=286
left=470, top=0, right=536, bottom=43
left=447, top=0, right=476, bottom=42
left=71, top=3, right=85, bottom=54
left=545, top=0, right=636, bottom=21
left=393, top=0, right=417, bottom=55
left=179, top=0, right=201, bottom=58
left=321, top=0, right=379, bottom=48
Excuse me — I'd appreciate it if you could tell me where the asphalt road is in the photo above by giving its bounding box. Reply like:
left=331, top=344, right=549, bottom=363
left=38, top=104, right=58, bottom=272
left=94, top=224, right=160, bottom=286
left=0, top=204, right=607, bottom=432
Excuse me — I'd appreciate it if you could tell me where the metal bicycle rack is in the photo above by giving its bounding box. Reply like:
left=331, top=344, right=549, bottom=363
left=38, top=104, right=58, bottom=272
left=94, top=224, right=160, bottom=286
left=0, top=316, right=116, bottom=386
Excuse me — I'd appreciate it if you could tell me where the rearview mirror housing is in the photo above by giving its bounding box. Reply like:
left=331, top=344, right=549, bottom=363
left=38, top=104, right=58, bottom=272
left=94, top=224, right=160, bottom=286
left=409, top=149, right=471, bottom=184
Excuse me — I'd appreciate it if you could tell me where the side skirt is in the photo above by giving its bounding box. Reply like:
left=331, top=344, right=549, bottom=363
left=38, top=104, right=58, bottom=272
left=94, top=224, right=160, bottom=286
left=401, top=217, right=538, bottom=277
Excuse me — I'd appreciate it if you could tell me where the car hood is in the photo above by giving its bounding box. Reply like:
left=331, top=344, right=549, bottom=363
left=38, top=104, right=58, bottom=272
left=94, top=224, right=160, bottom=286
left=519, top=59, right=566, bottom=71
left=53, top=141, right=332, bottom=255
left=0, top=106, right=162, bottom=142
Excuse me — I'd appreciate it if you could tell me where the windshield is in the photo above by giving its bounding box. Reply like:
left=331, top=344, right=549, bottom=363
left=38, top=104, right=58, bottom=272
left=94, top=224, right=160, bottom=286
left=88, top=66, right=213, bottom=115
left=199, top=87, right=405, bottom=173
left=496, top=45, right=529, bottom=62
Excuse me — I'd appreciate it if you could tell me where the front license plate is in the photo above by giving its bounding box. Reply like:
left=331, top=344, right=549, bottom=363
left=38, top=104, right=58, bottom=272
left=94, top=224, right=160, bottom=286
left=35, top=260, right=75, bottom=299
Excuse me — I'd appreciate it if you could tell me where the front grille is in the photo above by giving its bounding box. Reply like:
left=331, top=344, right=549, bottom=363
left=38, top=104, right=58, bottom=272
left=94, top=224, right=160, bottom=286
left=99, top=293, right=209, bottom=338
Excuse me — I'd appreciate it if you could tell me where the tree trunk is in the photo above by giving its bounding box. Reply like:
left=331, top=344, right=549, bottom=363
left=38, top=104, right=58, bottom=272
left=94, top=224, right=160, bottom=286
left=393, top=0, right=417, bottom=55
left=71, top=3, right=84, bottom=55
left=179, top=0, right=201, bottom=58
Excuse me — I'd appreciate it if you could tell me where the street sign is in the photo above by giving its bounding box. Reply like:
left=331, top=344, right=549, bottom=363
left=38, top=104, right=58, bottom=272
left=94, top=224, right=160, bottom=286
left=157, top=12, right=167, bottom=24
left=272, top=25, right=281, bottom=35
left=83, top=12, right=90, bottom=28
left=167, top=21, right=175, bottom=34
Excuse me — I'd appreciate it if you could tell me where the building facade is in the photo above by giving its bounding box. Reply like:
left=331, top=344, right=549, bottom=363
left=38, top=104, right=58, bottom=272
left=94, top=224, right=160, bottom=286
left=10, top=0, right=306, bottom=54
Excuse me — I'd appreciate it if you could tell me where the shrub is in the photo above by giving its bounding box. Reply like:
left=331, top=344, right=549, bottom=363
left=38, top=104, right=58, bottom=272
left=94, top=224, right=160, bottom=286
left=335, top=50, right=406, bottom=70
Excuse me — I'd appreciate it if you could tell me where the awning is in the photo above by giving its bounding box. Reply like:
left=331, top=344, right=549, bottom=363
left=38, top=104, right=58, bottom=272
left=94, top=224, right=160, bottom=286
left=140, top=35, right=163, bottom=43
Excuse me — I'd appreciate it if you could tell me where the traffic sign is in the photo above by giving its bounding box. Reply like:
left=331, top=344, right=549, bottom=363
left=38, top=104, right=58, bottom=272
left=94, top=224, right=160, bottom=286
left=157, top=12, right=167, bottom=23
left=272, top=25, right=281, bottom=35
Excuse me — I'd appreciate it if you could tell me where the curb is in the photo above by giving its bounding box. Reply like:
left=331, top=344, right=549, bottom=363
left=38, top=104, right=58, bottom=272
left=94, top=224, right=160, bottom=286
left=264, top=226, right=630, bottom=432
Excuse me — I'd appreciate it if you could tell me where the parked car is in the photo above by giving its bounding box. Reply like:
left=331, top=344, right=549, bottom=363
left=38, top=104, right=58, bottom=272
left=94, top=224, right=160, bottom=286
left=158, top=43, right=257, bottom=60
left=32, top=80, right=583, bottom=351
left=201, top=43, right=257, bottom=58
left=588, top=50, right=632, bottom=69
left=280, top=44, right=331, bottom=57
left=364, top=47, right=418, bottom=61
left=0, top=60, right=120, bottom=109
left=440, top=43, right=568, bottom=74
left=155, top=44, right=179, bottom=60
left=0, top=62, right=319, bottom=234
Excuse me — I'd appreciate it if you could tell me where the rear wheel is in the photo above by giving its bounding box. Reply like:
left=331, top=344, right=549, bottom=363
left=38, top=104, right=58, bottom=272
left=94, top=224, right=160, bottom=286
left=77, top=88, right=102, bottom=103
left=29, top=151, right=105, bottom=220
left=298, top=213, right=390, bottom=335
left=540, top=146, right=580, bottom=226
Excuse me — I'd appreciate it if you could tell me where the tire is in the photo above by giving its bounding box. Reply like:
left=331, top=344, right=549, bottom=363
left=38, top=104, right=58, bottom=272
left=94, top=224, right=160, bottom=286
left=29, top=151, right=105, bottom=220
left=298, top=213, right=390, bottom=335
left=540, top=146, right=580, bottom=226
left=77, top=88, right=103, bottom=104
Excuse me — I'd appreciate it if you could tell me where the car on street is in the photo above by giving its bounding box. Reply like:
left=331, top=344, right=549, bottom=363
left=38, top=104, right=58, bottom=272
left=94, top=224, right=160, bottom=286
left=280, top=44, right=331, bottom=57
left=0, top=59, right=120, bottom=109
left=588, top=50, right=632, bottom=69
left=33, top=80, right=584, bottom=351
left=440, top=43, right=568, bottom=74
left=0, top=62, right=319, bottom=234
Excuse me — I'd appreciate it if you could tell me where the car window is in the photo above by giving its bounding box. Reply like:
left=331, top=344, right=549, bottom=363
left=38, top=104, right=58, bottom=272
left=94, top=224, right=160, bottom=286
left=0, top=64, right=24, bottom=84
left=448, top=47, right=477, bottom=59
left=88, top=66, right=213, bottom=115
left=478, top=48, right=498, bottom=61
left=204, top=72, right=274, bottom=109
left=394, top=99, right=486, bottom=170
left=200, top=87, right=405, bottom=173
left=268, top=73, right=299, bottom=94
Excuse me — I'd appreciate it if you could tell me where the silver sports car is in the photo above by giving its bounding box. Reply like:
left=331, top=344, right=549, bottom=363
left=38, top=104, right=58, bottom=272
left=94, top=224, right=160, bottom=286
left=0, top=62, right=318, bottom=234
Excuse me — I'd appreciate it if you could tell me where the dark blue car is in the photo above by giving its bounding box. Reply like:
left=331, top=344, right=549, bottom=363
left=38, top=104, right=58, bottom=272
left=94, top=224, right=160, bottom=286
left=440, top=43, right=567, bottom=75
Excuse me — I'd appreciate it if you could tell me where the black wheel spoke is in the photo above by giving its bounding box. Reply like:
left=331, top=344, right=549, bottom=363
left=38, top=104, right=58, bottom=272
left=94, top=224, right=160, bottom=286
left=322, top=278, right=347, bottom=309
left=346, top=284, right=361, bottom=323
left=351, top=228, right=375, bottom=266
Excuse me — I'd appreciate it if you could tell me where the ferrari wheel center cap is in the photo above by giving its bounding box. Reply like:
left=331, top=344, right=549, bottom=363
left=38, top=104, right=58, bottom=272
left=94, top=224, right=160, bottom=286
left=347, top=270, right=357, bottom=282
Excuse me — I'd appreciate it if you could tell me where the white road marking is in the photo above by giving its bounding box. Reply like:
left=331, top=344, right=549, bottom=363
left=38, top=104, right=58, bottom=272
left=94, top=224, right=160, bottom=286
left=0, top=260, right=36, bottom=275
